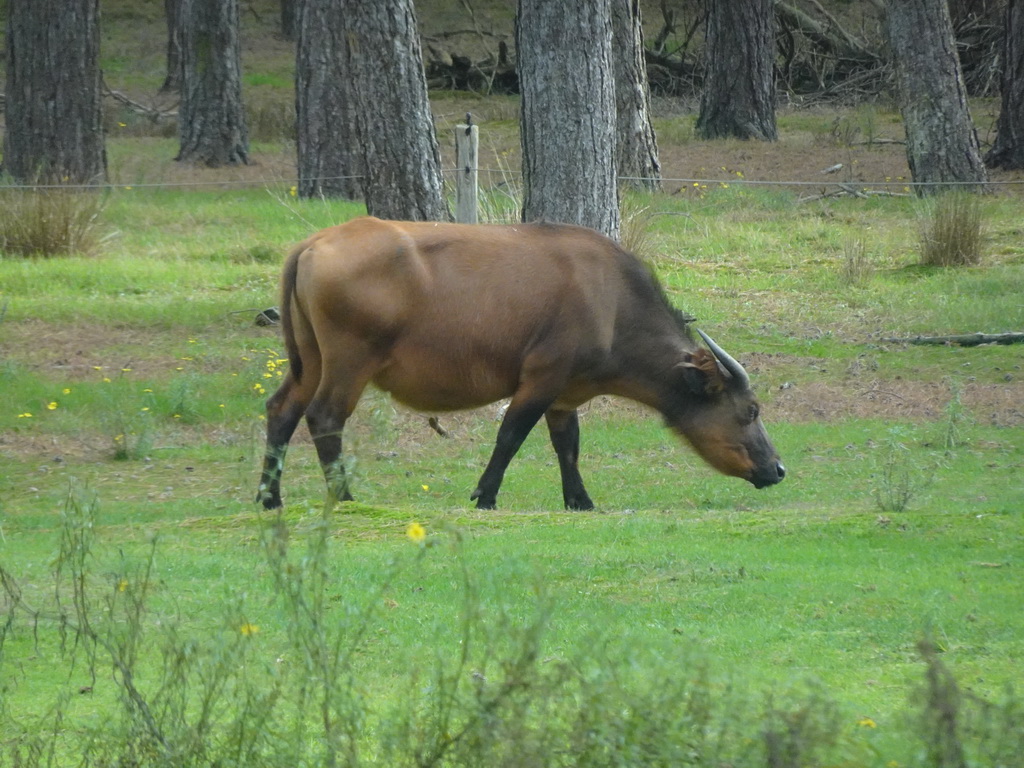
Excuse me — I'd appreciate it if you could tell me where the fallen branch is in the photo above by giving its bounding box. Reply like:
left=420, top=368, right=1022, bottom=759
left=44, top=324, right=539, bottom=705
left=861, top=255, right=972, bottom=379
left=775, top=0, right=879, bottom=64
left=882, top=332, right=1024, bottom=346
left=797, top=185, right=910, bottom=203
left=850, top=138, right=906, bottom=146
left=103, top=82, right=178, bottom=120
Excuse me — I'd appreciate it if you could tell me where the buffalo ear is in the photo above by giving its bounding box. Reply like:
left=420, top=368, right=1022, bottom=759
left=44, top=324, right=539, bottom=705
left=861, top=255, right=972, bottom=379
left=677, top=348, right=725, bottom=395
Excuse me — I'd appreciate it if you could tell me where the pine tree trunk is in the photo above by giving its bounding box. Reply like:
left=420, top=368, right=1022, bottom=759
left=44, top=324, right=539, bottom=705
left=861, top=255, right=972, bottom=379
left=696, top=0, right=777, bottom=141
left=295, top=0, right=363, bottom=199
left=160, top=0, right=183, bottom=93
left=3, top=0, right=107, bottom=184
left=518, top=0, right=620, bottom=239
left=985, top=0, right=1024, bottom=170
left=341, top=0, right=448, bottom=221
left=176, top=0, right=249, bottom=166
left=281, top=0, right=298, bottom=41
left=613, top=0, right=661, bottom=191
left=884, top=0, right=987, bottom=194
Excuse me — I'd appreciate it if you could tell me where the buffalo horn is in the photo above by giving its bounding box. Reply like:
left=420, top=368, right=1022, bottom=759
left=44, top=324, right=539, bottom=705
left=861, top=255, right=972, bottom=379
left=696, top=329, right=750, bottom=389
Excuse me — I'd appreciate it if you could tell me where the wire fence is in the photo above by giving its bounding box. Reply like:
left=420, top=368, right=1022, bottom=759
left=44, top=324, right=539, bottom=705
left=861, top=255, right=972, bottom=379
left=0, top=167, right=1019, bottom=192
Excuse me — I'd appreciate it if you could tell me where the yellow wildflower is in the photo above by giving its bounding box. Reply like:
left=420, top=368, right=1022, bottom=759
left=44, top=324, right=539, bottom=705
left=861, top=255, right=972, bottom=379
left=406, top=522, right=426, bottom=543
left=239, top=622, right=260, bottom=636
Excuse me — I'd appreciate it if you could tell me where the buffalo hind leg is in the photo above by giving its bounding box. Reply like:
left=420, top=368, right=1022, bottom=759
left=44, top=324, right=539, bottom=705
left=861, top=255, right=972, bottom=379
left=305, top=399, right=355, bottom=507
left=545, top=409, right=594, bottom=511
left=305, top=354, right=377, bottom=508
left=258, top=373, right=314, bottom=509
left=471, top=398, right=551, bottom=510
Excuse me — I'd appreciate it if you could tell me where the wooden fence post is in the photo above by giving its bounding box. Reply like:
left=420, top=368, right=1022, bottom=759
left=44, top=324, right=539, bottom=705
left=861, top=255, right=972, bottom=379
left=454, top=118, right=479, bottom=224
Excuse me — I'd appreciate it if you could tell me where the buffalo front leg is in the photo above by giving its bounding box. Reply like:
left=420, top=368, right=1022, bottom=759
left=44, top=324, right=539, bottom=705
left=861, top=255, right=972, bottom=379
left=471, top=398, right=551, bottom=510
left=257, top=374, right=309, bottom=509
left=545, top=408, right=594, bottom=511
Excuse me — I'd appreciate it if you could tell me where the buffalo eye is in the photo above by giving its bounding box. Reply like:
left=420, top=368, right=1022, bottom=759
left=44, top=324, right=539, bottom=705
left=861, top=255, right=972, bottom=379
left=746, top=403, right=760, bottom=424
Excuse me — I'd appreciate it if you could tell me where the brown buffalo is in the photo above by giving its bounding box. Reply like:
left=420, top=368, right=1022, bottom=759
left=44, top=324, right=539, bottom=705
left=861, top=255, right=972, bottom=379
left=257, top=216, right=784, bottom=510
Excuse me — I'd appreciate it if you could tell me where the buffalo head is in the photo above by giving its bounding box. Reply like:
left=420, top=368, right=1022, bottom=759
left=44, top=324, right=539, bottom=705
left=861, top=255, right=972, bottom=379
left=672, top=330, right=785, bottom=489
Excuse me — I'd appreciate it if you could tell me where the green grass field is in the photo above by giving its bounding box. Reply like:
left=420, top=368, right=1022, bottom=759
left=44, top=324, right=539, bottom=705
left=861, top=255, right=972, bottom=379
left=2, top=178, right=1022, bottom=767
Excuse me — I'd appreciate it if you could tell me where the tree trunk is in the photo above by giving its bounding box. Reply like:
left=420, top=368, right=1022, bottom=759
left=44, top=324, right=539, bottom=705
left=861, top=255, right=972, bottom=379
left=518, top=0, right=620, bottom=240
left=295, top=0, right=363, bottom=199
left=696, top=0, right=777, bottom=141
left=176, top=0, right=249, bottom=166
left=613, top=0, right=661, bottom=191
left=3, top=0, right=107, bottom=184
left=281, top=0, right=298, bottom=41
left=160, top=0, right=183, bottom=93
left=884, top=0, right=987, bottom=194
left=985, top=0, right=1024, bottom=170
left=340, top=0, right=448, bottom=221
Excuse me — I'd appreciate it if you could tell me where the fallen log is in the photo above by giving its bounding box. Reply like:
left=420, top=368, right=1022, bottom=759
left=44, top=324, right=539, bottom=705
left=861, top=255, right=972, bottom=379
left=882, top=332, right=1024, bottom=346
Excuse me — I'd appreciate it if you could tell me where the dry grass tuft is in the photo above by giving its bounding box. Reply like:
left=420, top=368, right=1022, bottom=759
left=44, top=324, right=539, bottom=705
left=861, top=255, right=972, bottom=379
left=839, top=239, right=873, bottom=285
left=0, top=187, right=106, bottom=258
left=619, top=196, right=657, bottom=260
left=919, top=192, right=984, bottom=267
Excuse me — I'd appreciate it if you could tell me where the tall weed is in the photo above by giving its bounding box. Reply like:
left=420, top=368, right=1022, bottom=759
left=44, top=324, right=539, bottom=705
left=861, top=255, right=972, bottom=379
left=3, top=490, right=1023, bottom=767
left=872, top=430, right=931, bottom=513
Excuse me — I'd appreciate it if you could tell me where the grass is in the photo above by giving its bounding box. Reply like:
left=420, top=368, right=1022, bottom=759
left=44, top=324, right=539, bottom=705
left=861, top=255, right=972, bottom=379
left=0, top=187, right=107, bottom=257
left=2, top=250, right=1021, bottom=758
left=919, top=191, right=985, bottom=267
left=2, top=475, right=1021, bottom=765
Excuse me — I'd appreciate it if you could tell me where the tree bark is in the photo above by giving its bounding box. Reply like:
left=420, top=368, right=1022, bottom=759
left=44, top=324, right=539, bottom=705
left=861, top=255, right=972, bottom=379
left=295, top=0, right=363, bottom=199
left=613, top=0, right=661, bottom=191
left=884, top=0, right=987, bottom=194
left=281, top=0, right=298, bottom=41
left=518, top=0, right=620, bottom=239
left=176, top=0, right=249, bottom=166
left=985, top=0, right=1024, bottom=170
left=696, top=0, right=777, bottom=141
left=160, top=0, right=183, bottom=93
left=341, top=0, right=448, bottom=221
left=3, top=0, right=107, bottom=184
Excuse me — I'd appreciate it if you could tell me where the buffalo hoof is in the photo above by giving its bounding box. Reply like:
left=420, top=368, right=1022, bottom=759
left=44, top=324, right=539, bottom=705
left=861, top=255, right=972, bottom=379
left=257, top=489, right=283, bottom=509
left=566, top=497, right=595, bottom=511
left=470, top=488, right=497, bottom=510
